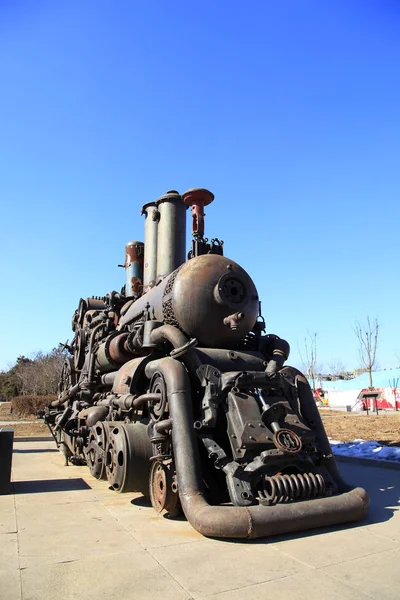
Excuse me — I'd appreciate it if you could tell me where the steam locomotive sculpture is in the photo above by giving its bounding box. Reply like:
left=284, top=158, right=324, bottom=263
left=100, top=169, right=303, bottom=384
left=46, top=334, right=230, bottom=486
left=43, top=188, right=368, bottom=538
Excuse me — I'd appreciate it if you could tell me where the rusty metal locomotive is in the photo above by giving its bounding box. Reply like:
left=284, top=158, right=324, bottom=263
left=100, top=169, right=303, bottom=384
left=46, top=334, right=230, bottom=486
left=43, top=188, right=368, bottom=538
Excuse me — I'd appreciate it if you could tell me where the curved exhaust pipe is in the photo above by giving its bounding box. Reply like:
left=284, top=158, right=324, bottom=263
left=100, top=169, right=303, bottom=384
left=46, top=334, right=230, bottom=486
left=145, top=357, right=369, bottom=539
left=150, top=324, right=202, bottom=375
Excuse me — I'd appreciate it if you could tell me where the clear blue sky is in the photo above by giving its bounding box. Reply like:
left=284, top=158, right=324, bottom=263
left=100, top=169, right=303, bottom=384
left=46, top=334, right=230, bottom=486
left=1, top=1, right=399, bottom=373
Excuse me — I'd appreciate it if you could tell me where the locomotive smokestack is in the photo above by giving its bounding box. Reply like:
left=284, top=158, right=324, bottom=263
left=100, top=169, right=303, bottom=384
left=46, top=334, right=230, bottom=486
left=182, top=188, right=214, bottom=238
left=124, top=241, right=144, bottom=298
left=156, top=190, right=186, bottom=281
left=141, top=202, right=159, bottom=291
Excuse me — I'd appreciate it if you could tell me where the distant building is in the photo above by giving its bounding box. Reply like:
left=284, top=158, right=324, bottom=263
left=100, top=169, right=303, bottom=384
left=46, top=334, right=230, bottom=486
left=313, top=368, right=400, bottom=411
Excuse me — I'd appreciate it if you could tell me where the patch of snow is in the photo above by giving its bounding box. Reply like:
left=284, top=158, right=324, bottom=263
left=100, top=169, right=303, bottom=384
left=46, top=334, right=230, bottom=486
left=330, top=439, right=400, bottom=463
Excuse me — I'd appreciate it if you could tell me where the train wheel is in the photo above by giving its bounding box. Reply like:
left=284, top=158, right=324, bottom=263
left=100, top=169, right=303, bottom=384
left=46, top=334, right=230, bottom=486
left=149, top=460, right=181, bottom=517
left=105, top=422, right=152, bottom=494
left=84, top=421, right=110, bottom=480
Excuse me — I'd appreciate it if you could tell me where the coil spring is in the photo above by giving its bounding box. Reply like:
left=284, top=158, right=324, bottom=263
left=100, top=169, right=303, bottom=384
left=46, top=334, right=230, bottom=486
left=260, top=472, right=325, bottom=506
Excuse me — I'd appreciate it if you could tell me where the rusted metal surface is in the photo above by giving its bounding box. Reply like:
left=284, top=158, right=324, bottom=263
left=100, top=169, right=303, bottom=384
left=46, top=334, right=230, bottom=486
left=111, top=356, right=148, bottom=395
left=42, top=186, right=369, bottom=540
left=145, top=357, right=369, bottom=538
left=149, top=460, right=180, bottom=516
left=123, top=241, right=144, bottom=298
left=172, top=254, right=259, bottom=347
left=182, top=187, right=214, bottom=238
left=156, top=191, right=186, bottom=281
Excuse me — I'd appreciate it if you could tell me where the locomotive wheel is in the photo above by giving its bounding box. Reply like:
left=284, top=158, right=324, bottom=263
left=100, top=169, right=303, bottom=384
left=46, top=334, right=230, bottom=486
left=105, top=422, right=152, bottom=494
left=84, top=421, right=110, bottom=480
left=149, top=460, right=181, bottom=517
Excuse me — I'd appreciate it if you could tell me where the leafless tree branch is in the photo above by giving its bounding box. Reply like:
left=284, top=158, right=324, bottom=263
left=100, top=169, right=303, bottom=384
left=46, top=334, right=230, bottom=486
left=353, top=316, right=379, bottom=389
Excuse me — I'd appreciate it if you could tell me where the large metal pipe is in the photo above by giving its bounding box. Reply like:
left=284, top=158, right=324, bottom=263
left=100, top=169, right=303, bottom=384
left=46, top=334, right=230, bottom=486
left=149, top=324, right=202, bottom=375
left=124, top=241, right=144, bottom=298
left=156, top=191, right=186, bottom=281
left=145, top=357, right=369, bottom=539
left=141, top=202, right=159, bottom=291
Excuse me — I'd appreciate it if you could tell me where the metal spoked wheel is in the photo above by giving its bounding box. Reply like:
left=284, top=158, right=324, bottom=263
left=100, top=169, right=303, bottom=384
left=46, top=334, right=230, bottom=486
left=84, top=421, right=110, bottom=480
left=148, top=371, right=167, bottom=421
left=105, top=421, right=152, bottom=494
left=58, top=357, right=78, bottom=396
left=149, top=460, right=181, bottom=517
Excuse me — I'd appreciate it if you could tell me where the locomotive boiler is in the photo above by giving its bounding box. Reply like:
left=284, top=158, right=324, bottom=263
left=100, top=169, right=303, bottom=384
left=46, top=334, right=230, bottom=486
left=43, top=188, right=368, bottom=538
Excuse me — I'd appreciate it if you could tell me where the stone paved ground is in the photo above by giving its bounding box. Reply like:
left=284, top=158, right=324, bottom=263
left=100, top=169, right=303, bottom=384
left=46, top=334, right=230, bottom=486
left=1, top=439, right=399, bottom=600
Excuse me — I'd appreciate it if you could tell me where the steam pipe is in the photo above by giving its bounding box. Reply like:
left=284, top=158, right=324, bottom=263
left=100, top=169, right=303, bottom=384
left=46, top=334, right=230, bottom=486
left=145, top=357, right=369, bottom=539
left=149, top=324, right=202, bottom=375
left=101, top=372, right=118, bottom=387
left=141, top=202, right=159, bottom=291
left=156, top=191, right=186, bottom=281
left=112, top=393, right=161, bottom=410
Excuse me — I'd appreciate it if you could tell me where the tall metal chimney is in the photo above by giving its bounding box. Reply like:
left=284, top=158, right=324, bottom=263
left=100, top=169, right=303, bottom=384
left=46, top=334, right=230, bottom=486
left=141, top=202, right=159, bottom=291
left=156, top=190, right=186, bottom=281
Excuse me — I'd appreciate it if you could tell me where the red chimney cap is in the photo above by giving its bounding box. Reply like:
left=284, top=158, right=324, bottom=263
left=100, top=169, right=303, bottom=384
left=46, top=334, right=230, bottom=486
left=182, top=188, right=214, bottom=208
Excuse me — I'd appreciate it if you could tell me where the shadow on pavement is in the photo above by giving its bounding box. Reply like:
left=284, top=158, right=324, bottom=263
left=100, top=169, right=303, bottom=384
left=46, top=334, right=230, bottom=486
left=12, top=478, right=91, bottom=494
left=131, top=495, right=151, bottom=508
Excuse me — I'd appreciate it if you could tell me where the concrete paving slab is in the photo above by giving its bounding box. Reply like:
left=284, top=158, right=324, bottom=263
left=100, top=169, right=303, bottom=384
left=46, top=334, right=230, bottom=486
left=149, top=539, right=312, bottom=597
left=16, top=496, right=119, bottom=532
left=199, top=569, right=372, bottom=600
left=3, top=438, right=400, bottom=600
left=272, top=525, right=398, bottom=567
left=0, top=533, right=21, bottom=600
left=0, top=568, right=21, bottom=600
left=0, top=533, right=19, bottom=571
left=0, top=494, right=17, bottom=533
left=11, top=442, right=82, bottom=482
left=104, top=495, right=203, bottom=549
left=322, top=547, right=400, bottom=600
left=20, top=551, right=190, bottom=600
left=17, top=503, right=143, bottom=568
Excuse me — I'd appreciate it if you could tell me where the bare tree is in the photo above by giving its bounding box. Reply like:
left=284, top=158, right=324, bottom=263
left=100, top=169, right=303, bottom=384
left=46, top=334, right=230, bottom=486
left=12, top=348, right=66, bottom=396
left=299, top=332, right=319, bottom=392
left=328, top=360, right=346, bottom=377
left=354, top=317, right=379, bottom=389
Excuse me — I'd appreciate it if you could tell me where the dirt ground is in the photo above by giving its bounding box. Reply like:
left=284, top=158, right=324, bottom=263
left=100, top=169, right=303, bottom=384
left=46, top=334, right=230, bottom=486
left=0, top=402, right=49, bottom=437
left=320, top=410, right=400, bottom=445
left=0, top=402, right=38, bottom=422
left=2, top=401, right=399, bottom=443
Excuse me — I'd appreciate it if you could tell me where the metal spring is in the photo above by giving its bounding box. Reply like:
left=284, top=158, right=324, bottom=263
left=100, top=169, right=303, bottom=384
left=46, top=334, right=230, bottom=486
left=261, top=472, right=325, bottom=506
